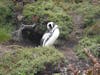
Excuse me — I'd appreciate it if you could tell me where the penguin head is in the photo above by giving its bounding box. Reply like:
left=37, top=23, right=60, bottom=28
left=47, top=22, right=54, bottom=30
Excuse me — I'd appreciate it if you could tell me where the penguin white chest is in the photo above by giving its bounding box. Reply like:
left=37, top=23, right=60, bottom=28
left=43, top=27, right=59, bottom=46
left=41, top=22, right=60, bottom=47
left=45, top=28, right=59, bottom=46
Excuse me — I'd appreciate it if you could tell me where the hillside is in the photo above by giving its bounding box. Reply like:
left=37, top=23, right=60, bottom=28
left=0, top=0, right=100, bottom=75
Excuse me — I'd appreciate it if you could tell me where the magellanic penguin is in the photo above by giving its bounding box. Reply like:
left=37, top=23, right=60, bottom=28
left=41, top=22, right=60, bottom=46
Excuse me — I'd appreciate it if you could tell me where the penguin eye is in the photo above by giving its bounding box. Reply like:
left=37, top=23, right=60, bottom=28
left=49, top=24, right=52, bottom=29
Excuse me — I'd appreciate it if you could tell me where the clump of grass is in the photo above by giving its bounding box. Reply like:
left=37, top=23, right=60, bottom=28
left=0, top=26, right=11, bottom=43
left=0, top=46, right=64, bottom=75
left=23, top=0, right=73, bottom=39
left=75, top=36, right=100, bottom=59
left=0, top=0, right=14, bottom=43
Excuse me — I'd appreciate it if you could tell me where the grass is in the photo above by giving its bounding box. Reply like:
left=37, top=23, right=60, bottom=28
left=75, top=36, right=100, bottom=59
left=0, top=25, right=12, bottom=43
left=0, top=46, right=64, bottom=75
left=0, top=28, right=11, bottom=43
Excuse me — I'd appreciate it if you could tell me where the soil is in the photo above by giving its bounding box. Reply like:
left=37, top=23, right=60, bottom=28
left=56, top=39, right=92, bottom=70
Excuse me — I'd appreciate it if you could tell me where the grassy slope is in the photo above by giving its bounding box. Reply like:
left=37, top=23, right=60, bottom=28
left=0, top=47, right=63, bottom=75
left=0, top=0, right=100, bottom=74
left=0, top=0, right=13, bottom=43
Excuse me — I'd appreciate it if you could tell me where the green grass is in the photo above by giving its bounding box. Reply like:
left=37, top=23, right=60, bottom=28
left=0, top=27, right=11, bottom=43
left=0, top=47, right=64, bottom=75
left=23, top=0, right=73, bottom=39
left=0, top=0, right=13, bottom=43
left=75, top=36, right=100, bottom=59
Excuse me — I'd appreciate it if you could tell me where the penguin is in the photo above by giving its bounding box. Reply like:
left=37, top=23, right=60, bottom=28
left=41, top=22, right=60, bottom=46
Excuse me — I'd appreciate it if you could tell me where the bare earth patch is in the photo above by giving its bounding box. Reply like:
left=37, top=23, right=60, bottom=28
left=0, top=44, right=11, bottom=56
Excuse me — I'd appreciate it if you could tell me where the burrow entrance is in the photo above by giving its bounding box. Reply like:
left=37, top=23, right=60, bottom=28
left=21, top=28, right=44, bottom=46
left=12, top=24, right=46, bottom=47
